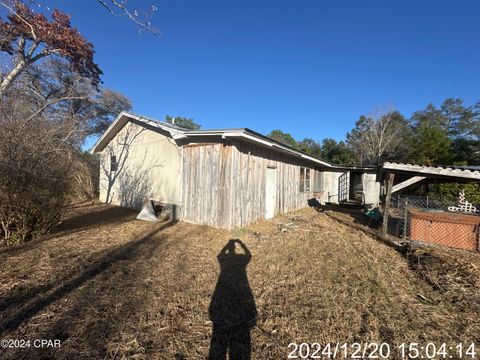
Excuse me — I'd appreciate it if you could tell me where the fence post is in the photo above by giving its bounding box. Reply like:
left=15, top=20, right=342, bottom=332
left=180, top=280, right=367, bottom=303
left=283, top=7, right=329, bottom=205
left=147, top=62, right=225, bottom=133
left=402, top=199, right=408, bottom=241
left=476, top=224, right=480, bottom=252
left=382, top=172, right=395, bottom=235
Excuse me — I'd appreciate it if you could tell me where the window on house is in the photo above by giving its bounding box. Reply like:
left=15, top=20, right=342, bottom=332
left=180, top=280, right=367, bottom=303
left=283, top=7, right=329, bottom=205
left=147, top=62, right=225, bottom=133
left=110, top=155, right=118, bottom=172
left=299, top=167, right=311, bottom=192
left=313, top=170, right=324, bottom=192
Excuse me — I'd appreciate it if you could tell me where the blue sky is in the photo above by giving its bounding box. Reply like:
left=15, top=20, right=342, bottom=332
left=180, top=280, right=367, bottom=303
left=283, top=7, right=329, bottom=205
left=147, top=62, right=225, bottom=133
left=45, top=1, right=480, bottom=147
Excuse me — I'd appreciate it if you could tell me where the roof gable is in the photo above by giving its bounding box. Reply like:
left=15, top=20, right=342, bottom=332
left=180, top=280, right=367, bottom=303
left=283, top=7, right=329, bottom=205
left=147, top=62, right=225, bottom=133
left=90, top=112, right=188, bottom=153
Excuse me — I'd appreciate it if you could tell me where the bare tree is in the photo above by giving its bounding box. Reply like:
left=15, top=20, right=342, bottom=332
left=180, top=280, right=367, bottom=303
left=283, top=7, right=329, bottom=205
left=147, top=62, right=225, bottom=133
left=16, top=58, right=131, bottom=139
left=347, top=108, right=410, bottom=165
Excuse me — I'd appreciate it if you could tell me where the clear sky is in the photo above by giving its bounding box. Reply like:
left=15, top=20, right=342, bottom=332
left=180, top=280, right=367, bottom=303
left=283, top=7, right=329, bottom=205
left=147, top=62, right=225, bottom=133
left=46, top=0, right=480, bottom=147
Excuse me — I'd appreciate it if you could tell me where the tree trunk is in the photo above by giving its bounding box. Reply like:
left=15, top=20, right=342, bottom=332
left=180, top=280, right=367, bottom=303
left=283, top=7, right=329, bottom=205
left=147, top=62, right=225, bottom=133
left=0, top=58, right=28, bottom=96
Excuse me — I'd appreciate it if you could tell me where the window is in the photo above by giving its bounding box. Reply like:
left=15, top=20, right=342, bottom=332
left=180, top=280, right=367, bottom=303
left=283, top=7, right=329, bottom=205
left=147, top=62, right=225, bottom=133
left=299, top=167, right=311, bottom=192
left=313, top=170, right=324, bottom=192
left=110, top=155, right=118, bottom=172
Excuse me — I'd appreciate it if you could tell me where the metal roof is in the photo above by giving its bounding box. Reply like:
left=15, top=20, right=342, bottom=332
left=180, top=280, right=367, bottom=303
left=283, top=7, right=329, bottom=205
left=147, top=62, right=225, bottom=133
left=382, top=162, right=480, bottom=180
left=90, top=112, right=333, bottom=168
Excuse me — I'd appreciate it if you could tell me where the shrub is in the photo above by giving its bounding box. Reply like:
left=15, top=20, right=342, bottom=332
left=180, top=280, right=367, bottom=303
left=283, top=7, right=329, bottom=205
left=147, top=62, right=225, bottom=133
left=434, top=183, right=480, bottom=205
left=71, top=152, right=100, bottom=201
left=0, top=101, right=74, bottom=243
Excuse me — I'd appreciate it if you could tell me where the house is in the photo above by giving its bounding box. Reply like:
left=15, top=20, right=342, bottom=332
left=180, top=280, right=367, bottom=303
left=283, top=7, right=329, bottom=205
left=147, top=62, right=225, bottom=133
left=91, top=112, right=380, bottom=229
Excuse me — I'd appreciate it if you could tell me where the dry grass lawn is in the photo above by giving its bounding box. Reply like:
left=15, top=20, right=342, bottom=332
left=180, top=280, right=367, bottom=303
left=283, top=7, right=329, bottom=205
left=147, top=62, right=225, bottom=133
left=0, top=203, right=479, bottom=359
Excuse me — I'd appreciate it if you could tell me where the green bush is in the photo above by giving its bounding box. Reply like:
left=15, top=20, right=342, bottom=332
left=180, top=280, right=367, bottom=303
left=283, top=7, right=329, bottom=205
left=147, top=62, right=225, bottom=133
left=434, top=183, right=480, bottom=205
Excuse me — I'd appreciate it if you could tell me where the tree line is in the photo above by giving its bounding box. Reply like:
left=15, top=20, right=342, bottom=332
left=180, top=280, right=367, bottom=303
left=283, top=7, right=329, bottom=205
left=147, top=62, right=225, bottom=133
left=268, top=100, right=480, bottom=167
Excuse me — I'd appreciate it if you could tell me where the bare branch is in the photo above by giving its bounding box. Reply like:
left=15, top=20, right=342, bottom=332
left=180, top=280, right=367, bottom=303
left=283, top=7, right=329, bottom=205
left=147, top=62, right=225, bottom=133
left=96, top=0, right=160, bottom=36
left=24, top=95, right=90, bottom=123
left=26, top=40, right=38, bottom=58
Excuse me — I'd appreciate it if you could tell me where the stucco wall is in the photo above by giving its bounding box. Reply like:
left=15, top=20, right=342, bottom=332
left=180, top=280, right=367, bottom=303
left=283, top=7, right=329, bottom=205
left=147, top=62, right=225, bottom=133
left=320, top=170, right=346, bottom=203
left=317, top=170, right=380, bottom=206
left=362, top=172, right=380, bottom=206
left=98, top=121, right=182, bottom=209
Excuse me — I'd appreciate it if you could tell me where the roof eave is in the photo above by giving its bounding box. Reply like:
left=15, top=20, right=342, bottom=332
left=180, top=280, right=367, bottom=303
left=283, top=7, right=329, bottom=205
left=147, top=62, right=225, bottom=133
left=89, top=112, right=333, bottom=168
left=184, top=130, right=332, bottom=168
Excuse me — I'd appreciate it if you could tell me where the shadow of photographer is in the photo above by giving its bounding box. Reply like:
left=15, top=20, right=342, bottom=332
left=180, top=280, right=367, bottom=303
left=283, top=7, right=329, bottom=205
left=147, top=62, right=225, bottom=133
left=208, top=239, right=257, bottom=360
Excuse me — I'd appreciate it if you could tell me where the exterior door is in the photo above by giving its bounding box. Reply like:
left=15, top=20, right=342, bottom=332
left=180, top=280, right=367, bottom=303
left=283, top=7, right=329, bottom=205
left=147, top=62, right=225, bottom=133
left=349, top=172, right=364, bottom=201
left=265, top=167, right=277, bottom=219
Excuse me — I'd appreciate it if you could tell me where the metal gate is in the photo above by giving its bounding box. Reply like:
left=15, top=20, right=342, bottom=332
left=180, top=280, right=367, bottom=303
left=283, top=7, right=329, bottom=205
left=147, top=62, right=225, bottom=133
left=338, top=172, right=349, bottom=202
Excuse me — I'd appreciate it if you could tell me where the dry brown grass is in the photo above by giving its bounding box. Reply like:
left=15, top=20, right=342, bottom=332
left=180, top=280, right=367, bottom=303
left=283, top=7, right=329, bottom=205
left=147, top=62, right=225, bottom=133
left=0, top=204, right=479, bottom=359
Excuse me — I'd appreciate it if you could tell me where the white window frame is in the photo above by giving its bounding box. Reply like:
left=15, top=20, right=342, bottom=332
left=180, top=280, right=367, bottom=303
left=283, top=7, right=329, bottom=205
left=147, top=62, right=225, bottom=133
left=299, top=167, right=311, bottom=192
left=110, top=154, right=118, bottom=172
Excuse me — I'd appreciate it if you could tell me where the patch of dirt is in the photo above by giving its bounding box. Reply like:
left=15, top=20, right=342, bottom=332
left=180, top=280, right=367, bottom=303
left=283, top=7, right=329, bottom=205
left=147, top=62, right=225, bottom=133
left=0, top=204, right=479, bottom=359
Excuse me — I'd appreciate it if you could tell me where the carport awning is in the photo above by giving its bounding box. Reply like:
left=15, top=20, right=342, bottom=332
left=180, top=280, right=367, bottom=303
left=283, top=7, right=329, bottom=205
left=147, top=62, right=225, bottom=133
left=381, top=162, right=480, bottom=182
left=379, top=162, right=480, bottom=234
left=379, top=162, right=480, bottom=196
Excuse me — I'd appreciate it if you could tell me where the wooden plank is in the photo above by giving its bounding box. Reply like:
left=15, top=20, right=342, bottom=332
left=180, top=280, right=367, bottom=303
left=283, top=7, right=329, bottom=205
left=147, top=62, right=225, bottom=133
left=391, top=176, right=426, bottom=193
left=224, top=144, right=232, bottom=228
left=382, top=172, right=395, bottom=234
left=226, top=144, right=233, bottom=228
left=217, top=144, right=225, bottom=228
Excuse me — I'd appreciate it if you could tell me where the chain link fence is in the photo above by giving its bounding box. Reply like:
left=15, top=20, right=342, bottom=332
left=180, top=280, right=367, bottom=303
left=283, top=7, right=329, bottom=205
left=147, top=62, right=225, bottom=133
left=384, top=194, right=480, bottom=252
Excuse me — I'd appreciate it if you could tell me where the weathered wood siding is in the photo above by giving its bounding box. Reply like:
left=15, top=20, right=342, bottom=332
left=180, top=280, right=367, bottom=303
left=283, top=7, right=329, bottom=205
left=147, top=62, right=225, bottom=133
left=181, top=140, right=316, bottom=229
